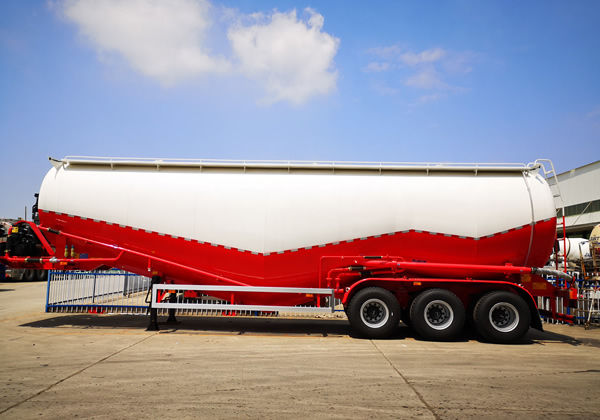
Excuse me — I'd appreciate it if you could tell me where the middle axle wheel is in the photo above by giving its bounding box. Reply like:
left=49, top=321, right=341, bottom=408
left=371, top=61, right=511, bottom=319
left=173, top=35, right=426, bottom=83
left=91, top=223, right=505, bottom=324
left=410, top=288, right=465, bottom=341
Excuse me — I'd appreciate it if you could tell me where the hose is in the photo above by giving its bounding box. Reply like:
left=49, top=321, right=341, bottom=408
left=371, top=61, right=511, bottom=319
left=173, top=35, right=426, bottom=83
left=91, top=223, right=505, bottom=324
left=531, top=267, right=574, bottom=284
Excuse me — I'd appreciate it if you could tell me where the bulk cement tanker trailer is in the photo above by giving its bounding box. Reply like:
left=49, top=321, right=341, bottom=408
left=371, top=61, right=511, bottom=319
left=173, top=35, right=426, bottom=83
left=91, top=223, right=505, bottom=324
left=1, top=157, right=576, bottom=343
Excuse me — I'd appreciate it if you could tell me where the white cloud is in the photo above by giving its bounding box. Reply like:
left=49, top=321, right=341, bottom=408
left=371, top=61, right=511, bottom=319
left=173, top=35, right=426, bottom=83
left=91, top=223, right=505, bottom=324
left=418, top=93, right=445, bottom=104
left=367, top=44, right=403, bottom=59
left=370, top=81, right=399, bottom=96
left=400, top=48, right=446, bottom=66
left=364, top=62, right=390, bottom=73
left=442, top=51, right=474, bottom=74
left=61, top=0, right=230, bottom=86
left=228, top=8, right=339, bottom=105
left=365, top=44, right=473, bottom=104
left=57, top=1, right=339, bottom=104
left=404, top=68, right=448, bottom=90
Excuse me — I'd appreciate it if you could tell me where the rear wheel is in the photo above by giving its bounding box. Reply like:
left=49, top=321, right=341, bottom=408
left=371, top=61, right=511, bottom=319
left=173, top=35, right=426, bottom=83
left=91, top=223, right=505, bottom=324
left=473, top=291, right=530, bottom=343
left=410, top=289, right=465, bottom=341
left=347, top=287, right=401, bottom=339
left=23, top=269, right=36, bottom=282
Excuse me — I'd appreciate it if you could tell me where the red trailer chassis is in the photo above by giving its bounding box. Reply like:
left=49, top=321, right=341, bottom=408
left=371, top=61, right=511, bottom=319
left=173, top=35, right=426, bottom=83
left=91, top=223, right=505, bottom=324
left=1, top=220, right=576, bottom=343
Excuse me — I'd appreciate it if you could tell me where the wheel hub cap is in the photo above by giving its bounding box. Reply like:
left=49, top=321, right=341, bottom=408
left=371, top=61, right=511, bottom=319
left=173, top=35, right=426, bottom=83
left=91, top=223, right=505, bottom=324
left=360, top=299, right=389, bottom=329
left=489, top=302, right=519, bottom=332
left=424, top=300, right=454, bottom=330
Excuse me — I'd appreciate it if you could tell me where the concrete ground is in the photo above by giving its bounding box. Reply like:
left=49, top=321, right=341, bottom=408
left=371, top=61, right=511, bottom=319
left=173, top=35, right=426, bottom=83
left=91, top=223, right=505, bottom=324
left=1, top=280, right=599, bottom=419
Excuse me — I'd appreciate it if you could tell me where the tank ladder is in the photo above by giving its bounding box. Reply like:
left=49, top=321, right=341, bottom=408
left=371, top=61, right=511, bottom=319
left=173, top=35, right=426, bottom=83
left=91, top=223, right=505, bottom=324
left=536, top=159, right=567, bottom=272
left=534, top=160, right=577, bottom=325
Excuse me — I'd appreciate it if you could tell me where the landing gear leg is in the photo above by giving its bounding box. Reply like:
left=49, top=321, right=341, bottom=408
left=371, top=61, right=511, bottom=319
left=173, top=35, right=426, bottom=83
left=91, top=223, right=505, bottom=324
left=166, top=291, right=178, bottom=324
left=146, top=275, right=161, bottom=331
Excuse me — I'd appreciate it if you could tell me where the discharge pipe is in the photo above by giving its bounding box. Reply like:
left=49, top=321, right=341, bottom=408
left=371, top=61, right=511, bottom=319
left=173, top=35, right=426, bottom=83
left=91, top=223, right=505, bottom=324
left=360, top=260, right=574, bottom=284
left=531, top=267, right=574, bottom=283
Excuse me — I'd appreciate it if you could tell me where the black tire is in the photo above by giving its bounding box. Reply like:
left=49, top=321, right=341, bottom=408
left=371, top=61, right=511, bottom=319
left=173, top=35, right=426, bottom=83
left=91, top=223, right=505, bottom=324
left=410, top=289, right=465, bottom=341
left=347, top=287, right=401, bottom=339
left=473, top=291, right=530, bottom=344
left=35, top=270, right=48, bottom=282
left=23, top=269, right=36, bottom=282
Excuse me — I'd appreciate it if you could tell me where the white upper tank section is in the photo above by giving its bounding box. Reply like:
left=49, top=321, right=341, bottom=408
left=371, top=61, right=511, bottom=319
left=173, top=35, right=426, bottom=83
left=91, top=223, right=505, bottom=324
left=39, top=157, right=557, bottom=254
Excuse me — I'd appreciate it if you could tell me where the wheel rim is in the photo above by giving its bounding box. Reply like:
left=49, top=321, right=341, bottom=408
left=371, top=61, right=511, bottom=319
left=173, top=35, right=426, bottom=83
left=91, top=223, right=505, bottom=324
left=424, top=300, right=454, bottom=330
left=360, top=298, right=389, bottom=329
left=488, top=302, right=519, bottom=332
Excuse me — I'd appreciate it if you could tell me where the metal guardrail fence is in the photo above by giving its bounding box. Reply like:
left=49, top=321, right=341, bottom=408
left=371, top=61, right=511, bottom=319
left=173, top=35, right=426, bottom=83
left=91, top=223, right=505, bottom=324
left=151, top=283, right=337, bottom=315
left=539, top=272, right=600, bottom=327
left=46, top=270, right=346, bottom=318
left=46, top=270, right=151, bottom=314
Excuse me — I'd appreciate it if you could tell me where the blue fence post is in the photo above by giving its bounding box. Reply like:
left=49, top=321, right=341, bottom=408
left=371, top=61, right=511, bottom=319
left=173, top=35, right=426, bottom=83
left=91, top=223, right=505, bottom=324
left=45, top=270, right=53, bottom=312
left=92, top=272, right=97, bottom=304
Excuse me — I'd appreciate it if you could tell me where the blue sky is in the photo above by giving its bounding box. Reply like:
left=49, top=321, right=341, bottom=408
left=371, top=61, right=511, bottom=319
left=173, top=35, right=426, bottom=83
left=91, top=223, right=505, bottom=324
left=1, top=0, right=599, bottom=218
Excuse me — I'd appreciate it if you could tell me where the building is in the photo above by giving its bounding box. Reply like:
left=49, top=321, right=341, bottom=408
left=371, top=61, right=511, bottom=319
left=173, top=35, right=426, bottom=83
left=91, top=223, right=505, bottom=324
left=549, top=160, right=600, bottom=238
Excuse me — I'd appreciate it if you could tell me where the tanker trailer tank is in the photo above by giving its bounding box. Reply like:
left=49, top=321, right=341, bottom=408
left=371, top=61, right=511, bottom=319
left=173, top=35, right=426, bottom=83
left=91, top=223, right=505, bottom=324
left=1, top=157, right=575, bottom=343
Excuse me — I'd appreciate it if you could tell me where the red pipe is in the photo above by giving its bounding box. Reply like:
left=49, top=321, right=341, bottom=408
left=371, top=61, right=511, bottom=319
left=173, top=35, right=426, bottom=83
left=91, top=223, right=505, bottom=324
left=36, top=226, right=252, bottom=287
